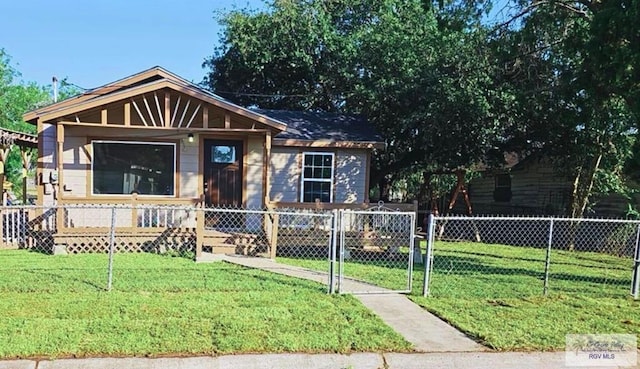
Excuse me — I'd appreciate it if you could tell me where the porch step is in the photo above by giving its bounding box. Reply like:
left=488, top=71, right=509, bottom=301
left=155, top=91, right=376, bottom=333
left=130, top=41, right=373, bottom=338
left=201, top=242, right=268, bottom=256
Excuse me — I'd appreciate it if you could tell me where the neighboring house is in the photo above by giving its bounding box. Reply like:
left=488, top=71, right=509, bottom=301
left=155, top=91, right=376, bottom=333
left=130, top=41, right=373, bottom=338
left=469, top=155, right=632, bottom=217
left=22, top=67, right=383, bottom=214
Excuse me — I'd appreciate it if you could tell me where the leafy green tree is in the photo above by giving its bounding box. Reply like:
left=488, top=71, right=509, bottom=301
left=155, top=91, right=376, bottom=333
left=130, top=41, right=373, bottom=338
left=0, top=49, right=48, bottom=133
left=0, top=49, right=50, bottom=201
left=492, top=0, right=638, bottom=218
left=204, top=0, right=507, bottom=201
left=204, top=0, right=638, bottom=215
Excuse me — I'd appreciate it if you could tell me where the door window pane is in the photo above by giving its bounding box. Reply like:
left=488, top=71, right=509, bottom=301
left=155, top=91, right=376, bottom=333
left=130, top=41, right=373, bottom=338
left=212, top=146, right=236, bottom=163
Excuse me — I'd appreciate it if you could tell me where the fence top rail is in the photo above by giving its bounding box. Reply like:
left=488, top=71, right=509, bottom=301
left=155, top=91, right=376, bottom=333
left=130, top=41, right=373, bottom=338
left=344, top=209, right=416, bottom=216
left=433, top=214, right=640, bottom=224
left=268, top=200, right=418, bottom=212
left=0, top=204, right=335, bottom=216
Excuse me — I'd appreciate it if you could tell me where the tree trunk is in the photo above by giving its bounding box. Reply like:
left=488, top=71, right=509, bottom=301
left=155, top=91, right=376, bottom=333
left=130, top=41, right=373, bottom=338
left=378, top=175, right=391, bottom=202
left=567, top=153, right=603, bottom=250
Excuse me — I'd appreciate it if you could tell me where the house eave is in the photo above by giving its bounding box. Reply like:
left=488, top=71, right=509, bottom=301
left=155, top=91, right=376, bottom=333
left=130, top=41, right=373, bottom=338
left=272, top=138, right=385, bottom=149
left=0, top=128, right=37, bottom=148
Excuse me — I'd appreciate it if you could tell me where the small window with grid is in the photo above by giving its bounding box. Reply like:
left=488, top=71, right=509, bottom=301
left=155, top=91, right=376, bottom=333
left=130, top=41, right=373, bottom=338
left=301, top=152, right=334, bottom=203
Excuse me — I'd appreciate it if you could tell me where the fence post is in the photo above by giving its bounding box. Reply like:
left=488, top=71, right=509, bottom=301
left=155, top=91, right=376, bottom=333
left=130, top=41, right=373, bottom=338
left=107, top=206, right=116, bottom=291
left=422, top=213, right=436, bottom=297
left=543, top=218, right=554, bottom=296
left=0, top=205, right=3, bottom=248
left=338, top=209, right=345, bottom=293
left=631, top=223, right=640, bottom=299
left=408, top=212, right=417, bottom=292
left=328, top=209, right=338, bottom=294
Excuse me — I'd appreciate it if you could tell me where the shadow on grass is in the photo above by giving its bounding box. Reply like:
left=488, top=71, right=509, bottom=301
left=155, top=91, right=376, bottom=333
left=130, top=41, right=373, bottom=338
left=24, top=269, right=108, bottom=291
left=438, top=248, right=546, bottom=265
left=432, top=254, right=544, bottom=279
left=433, top=255, right=631, bottom=289
left=231, top=266, right=328, bottom=292
left=548, top=251, right=631, bottom=272
left=107, top=263, right=328, bottom=293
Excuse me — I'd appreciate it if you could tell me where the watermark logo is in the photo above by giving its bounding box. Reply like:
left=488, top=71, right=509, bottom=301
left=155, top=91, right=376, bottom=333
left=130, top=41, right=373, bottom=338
left=566, top=334, right=637, bottom=367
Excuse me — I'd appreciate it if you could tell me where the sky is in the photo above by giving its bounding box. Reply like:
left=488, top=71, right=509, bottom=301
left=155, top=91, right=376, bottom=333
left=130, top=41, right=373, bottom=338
left=0, top=0, right=266, bottom=91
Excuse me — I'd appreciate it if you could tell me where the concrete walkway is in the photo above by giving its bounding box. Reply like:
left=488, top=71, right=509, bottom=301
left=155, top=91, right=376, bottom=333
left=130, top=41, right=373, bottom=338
left=5, top=351, right=632, bottom=369
left=216, top=254, right=485, bottom=352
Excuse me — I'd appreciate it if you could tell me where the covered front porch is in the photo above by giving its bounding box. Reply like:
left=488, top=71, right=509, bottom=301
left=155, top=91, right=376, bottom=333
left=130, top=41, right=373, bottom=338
left=1, top=200, right=418, bottom=261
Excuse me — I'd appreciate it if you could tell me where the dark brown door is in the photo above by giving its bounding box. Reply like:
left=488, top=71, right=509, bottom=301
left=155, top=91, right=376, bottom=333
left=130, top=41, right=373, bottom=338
left=204, top=139, right=243, bottom=208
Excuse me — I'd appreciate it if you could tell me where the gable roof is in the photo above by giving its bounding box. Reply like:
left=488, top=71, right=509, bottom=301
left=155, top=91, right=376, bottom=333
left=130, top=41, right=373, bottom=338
left=23, top=67, right=287, bottom=131
left=253, top=109, right=384, bottom=148
left=23, top=67, right=383, bottom=148
left=23, top=66, right=183, bottom=122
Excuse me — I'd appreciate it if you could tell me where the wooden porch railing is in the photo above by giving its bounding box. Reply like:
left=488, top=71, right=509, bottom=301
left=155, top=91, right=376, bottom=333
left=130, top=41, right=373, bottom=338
left=267, top=199, right=418, bottom=212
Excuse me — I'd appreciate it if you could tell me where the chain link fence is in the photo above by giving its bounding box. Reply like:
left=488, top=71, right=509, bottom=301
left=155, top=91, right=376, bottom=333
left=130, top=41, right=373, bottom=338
left=0, top=204, right=338, bottom=291
left=422, top=215, right=640, bottom=299
left=5, top=205, right=638, bottom=298
left=337, top=209, right=416, bottom=293
left=0, top=204, right=419, bottom=294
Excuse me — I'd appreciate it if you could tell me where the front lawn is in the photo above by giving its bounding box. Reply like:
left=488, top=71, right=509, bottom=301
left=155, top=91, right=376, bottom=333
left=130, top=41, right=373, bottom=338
left=279, top=241, right=640, bottom=351
left=0, top=250, right=411, bottom=359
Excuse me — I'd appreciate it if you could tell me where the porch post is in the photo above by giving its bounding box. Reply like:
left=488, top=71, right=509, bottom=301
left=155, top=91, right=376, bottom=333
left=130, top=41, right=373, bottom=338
left=55, top=124, right=65, bottom=232
left=130, top=193, right=138, bottom=228
left=0, top=145, right=8, bottom=247
left=20, top=148, right=32, bottom=204
left=0, top=132, right=13, bottom=206
left=264, top=131, right=272, bottom=206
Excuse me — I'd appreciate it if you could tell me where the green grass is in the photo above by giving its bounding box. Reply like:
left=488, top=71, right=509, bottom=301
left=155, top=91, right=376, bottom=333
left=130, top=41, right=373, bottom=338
left=0, top=250, right=411, bottom=359
left=279, top=241, right=640, bottom=351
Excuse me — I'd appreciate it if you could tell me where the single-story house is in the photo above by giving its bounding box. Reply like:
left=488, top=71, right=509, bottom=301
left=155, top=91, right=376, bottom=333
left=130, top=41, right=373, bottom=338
left=469, top=154, right=634, bottom=217
left=23, top=66, right=383, bottom=212
left=17, top=67, right=392, bottom=254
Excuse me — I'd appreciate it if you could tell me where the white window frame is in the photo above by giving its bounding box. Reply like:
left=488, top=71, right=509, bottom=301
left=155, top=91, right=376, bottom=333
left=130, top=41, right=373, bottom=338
left=91, top=140, right=177, bottom=197
left=300, top=151, right=335, bottom=203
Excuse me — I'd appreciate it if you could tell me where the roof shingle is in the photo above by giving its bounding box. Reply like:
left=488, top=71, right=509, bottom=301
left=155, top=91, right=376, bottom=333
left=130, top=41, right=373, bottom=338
left=253, top=109, right=382, bottom=143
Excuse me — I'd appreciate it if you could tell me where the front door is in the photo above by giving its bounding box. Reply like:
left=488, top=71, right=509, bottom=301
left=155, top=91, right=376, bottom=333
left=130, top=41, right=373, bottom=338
left=204, top=139, right=243, bottom=208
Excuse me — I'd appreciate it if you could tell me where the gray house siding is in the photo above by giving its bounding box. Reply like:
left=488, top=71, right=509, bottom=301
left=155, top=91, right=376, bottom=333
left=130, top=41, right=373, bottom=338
left=334, top=149, right=367, bottom=203
left=269, top=147, right=368, bottom=204
left=269, top=147, right=300, bottom=202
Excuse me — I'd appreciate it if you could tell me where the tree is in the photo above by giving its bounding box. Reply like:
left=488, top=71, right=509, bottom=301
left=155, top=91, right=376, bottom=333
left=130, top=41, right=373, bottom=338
left=0, top=49, right=50, bottom=201
left=491, top=0, right=638, bottom=218
left=204, top=0, right=508, bottom=201
left=0, top=50, right=48, bottom=134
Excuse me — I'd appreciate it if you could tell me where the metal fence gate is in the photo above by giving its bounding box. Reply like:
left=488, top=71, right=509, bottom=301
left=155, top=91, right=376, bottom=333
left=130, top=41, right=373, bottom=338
left=336, top=208, right=416, bottom=294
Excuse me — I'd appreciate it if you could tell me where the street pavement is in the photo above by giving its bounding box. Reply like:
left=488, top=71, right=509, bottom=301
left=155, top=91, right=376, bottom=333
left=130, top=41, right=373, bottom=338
left=2, top=352, right=637, bottom=369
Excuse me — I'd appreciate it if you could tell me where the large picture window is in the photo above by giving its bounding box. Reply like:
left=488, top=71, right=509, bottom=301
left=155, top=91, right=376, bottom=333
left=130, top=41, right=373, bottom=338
left=301, top=152, right=334, bottom=203
left=92, top=141, right=176, bottom=196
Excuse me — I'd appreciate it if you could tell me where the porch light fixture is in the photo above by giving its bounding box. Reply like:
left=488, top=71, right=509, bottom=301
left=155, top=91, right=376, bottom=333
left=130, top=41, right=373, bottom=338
left=187, top=133, right=194, bottom=143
